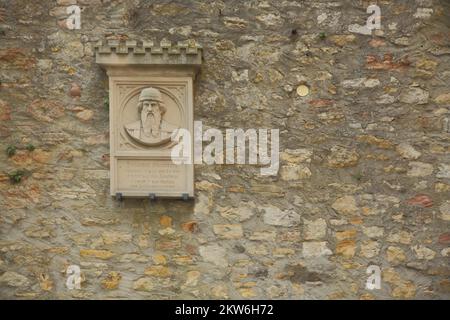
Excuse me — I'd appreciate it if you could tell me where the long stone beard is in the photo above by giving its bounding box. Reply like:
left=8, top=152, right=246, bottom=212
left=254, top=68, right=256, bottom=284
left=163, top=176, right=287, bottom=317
left=142, top=112, right=161, bottom=137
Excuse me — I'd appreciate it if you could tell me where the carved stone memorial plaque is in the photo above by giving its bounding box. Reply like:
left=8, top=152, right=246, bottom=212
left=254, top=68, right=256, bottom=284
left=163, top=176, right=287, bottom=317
left=95, top=40, right=202, bottom=198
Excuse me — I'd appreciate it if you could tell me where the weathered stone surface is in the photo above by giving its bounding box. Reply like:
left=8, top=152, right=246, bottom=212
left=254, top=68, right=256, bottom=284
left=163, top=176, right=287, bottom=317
left=213, top=224, right=243, bottom=239
left=399, top=87, right=429, bottom=104
left=10, top=149, right=51, bottom=166
left=376, top=94, right=396, bottom=105
left=211, top=283, right=229, bottom=299
left=101, top=272, right=121, bottom=290
left=280, top=164, right=312, bottom=180
left=0, top=100, right=11, bottom=121
left=69, top=83, right=81, bottom=97
left=435, top=93, right=450, bottom=104
left=280, top=149, right=312, bottom=164
left=348, top=24, right=371, bottom=35
left=0, top=48, right=35, bottom=69
left=387, top=231, right=413, bottom=245
left=262, top=206, right=300, bottom=227
left=27, top=99, right=65, bottom=122
left=436, top=164, right=450, bottom=179
left=0, top=0, right=448, bottom=301
left=391, top=281, right=416, bottom=299
left=407, top=162, right=433, bottom=177
left=331, top=196, right=358, bottom=216
left=342, top=77, right=380, bottom=88
left=75, top=109, right=94, bottom=121
left=0, top=271, right=30, bottom=287
left=412, top=245, right=436, bottom=260
left=329, top=34, right=355, bottom=47
left=144, top=266, right=171, bottom=278
left=303, top=218, right=327, bottom=240
left=184, top=270, right=200, bottom=287
left=336, top=240, right=357, bottom=258
left=57, top=0, right=77, bottom=6
left=435, top=182, right=450, bottom=193
left=80, top=249, right=114, bottom=260
left=101, top=231, right=132, bottom=245
left=438, top=233, right=450, bottom=244
left=302, top=242, right=332, bottom=258
left=406, top=194, right=433, bottom=208
left=38, top=273, right=53, bottom=291
left=194, top=193, right=212, bottom=215
left=358, top=135, right=394, bottom=149
left=336, top=229, right=357, bottom=241
left=181, top=221, right=198, bottom=233
left=160, top=215, right=173, bottom=227
left=383, top=269, right=416, bottom=299
left=366, top=53, right=410, bottom=71
left=199, top=244, right=227, bottom=266
left=81, top=217, right=119, bottom=226
left=360, top=240, right=380, bottom=258
left=396, top=143, right=421, bottom=160
left=133, top=277, right=153, bottom=292
left=249, top=230, right=276, bottom=241
left=386, top=246, right=406, bottom=264
left=362, top=226, right=384, bottom=238
left=218, top=202, right=256, bottom=222
left=440, top=202, right=450, bottom=221
left=327, top=146, right=359, bottom=168
left=155, top=239, right=181, bottom=251
left=120, top=253, right=149, bottom=263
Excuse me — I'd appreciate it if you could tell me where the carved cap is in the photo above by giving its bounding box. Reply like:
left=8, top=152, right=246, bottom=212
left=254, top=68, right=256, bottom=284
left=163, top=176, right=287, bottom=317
left=95, top=39, right=202, bottom=69
left=139, top=87, right=163, bottom=102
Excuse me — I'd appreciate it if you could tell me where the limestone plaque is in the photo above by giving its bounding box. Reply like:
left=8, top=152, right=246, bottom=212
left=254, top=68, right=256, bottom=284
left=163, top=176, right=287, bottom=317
left=95, top=40, right=202, bottom=198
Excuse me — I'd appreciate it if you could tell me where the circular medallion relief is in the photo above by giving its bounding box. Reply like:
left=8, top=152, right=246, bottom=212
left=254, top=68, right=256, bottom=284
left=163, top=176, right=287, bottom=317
left=121, top=87, right=182, bottom=147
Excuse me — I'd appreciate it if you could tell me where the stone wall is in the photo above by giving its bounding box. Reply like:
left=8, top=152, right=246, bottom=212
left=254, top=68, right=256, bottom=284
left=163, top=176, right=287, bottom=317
left=0, top=0, right=449, bottom=299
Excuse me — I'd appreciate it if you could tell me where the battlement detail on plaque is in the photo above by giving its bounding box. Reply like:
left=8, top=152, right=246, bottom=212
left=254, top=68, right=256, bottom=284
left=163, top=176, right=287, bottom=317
left=94, top=39, right=202, bottom=66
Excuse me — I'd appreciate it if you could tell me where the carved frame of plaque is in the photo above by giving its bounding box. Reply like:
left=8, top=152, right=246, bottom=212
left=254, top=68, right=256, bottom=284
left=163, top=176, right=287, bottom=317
left=95, top=40, right=202, bottom=198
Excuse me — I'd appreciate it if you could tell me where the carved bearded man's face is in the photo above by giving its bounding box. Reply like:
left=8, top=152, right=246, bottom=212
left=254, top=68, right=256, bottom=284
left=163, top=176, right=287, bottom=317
left=140, top=99, right=162, bottom=137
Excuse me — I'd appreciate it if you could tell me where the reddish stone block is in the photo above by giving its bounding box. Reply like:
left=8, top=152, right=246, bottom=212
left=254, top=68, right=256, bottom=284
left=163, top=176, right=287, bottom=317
left=0, top=99, right=11, bottom=121
left=181, top=221, right=198, bottom=233
left=101, top=154, right=110, bottom=167
left=369, top=38, right=386, bottom=48
left=406, top=194, right=433, bottom=208
left=438, top=233, right=450, bottom=244
left=69, top=83, right=82, bottom=97
left=0, top=48, right=36, bottom=69
left=366, top=53, right=410, bottom=71
left=309, top=99, right=334, bottom=108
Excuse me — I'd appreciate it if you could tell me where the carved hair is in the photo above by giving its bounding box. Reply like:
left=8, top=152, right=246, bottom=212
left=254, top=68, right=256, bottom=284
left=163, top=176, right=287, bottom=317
left=138, top=100, right=167, bottom=115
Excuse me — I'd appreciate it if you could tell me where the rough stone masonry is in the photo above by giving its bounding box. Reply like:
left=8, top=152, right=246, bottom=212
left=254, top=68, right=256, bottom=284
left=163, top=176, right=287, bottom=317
left=0, top=0, right=449, bottom=299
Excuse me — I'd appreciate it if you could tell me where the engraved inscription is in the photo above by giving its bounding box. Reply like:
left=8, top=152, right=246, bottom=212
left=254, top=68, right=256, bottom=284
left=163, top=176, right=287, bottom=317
left=117, top=159, right=185, bottom=192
